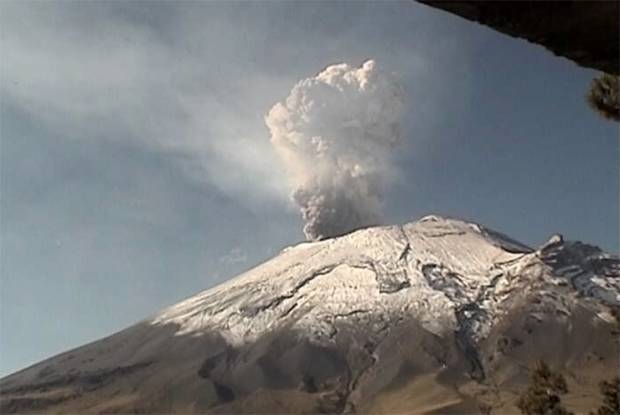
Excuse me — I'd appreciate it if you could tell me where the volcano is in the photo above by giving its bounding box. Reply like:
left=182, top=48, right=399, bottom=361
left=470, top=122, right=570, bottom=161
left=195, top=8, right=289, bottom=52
left=1, top=215, right=618, bottom=414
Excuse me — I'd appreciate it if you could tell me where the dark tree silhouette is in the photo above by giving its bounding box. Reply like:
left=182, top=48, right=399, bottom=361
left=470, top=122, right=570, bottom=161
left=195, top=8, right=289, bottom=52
left=300, top=373, right=318, bottom=393
left=610, top=307, right=620, bottom=336
left=587, top=74, right=620, bottom=122
left=592, top=377, right=620, bottom=415
left=516, top=361, right=573, bottom=415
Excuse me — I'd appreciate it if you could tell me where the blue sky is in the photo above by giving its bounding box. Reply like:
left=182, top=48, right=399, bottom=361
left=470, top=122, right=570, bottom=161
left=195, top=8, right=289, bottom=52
left=0, top=1, right=617, bottom=376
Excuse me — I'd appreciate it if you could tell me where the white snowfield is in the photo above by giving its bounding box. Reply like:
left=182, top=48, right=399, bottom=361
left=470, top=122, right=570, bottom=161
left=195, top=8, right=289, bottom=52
left=151, top=215, right=620, bottom=347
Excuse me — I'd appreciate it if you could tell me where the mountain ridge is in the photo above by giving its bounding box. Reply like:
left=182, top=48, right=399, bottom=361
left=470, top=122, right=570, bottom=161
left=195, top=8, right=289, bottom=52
left=1, top=215, right=618, bottom=414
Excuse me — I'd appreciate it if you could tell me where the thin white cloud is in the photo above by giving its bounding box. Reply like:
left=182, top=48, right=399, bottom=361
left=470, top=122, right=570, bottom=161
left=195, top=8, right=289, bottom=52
left=0, top=2, right=291, bottom=206
left=218, top=247, right=248, bottom=266
left=0, top=1, right=473, bottom=212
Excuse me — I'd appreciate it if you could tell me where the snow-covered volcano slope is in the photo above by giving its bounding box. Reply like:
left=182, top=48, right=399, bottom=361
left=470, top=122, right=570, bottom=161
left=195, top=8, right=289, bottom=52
left=1, top=216, right=618, bottom=414
left=152, top=215, right=532, bottom=343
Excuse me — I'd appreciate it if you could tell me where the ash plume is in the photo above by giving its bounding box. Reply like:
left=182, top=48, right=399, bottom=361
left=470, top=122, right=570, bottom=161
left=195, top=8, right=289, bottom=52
left=266, top=60, right=404, bottom=241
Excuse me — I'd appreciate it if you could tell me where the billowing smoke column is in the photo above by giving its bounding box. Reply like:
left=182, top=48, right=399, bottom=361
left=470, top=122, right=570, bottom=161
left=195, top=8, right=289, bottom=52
left=266, top=60, right=404, bottom=241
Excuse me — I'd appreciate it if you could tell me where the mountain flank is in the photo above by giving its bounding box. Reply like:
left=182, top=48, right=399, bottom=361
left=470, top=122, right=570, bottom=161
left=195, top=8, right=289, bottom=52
left=1, top=215, right=618, bottom=414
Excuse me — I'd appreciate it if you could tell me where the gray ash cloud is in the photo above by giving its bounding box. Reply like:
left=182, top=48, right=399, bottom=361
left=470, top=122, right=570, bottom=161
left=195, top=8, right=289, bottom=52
left=266, top=60, right=404, bottom=240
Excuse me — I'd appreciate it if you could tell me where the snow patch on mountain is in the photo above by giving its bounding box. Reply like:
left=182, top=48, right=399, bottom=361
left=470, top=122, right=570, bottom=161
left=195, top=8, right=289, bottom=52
left=150, top=215, right=618, bottom=349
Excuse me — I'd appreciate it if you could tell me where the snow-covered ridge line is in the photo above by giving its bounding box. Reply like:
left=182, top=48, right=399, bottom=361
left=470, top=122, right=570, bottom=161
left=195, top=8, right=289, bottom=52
left=418, top=214, right=532, bottom=254
left=149, top=215, right=618, bottom=350
left=537, top=235, right=620, bottom=306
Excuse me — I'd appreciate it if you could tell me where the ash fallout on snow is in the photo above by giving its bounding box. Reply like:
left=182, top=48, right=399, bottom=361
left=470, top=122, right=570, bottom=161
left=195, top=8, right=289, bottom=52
left=266, top=60, right=405, bottom=241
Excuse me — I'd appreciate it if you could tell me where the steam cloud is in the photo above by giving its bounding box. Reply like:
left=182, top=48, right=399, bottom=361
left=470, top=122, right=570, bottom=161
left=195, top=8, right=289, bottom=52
left=266, top=60, right=404, bottom=241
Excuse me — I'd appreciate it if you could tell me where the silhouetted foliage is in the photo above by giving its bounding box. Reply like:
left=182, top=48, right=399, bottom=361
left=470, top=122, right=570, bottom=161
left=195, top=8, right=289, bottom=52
left=478, top=402, right=493, bottom=414
left=610, top=307, right=620, bottom=336
left=592, top=377, right=620, bottom=415
left=213, top=381, right=235, bottom=402
left=300, top=373, right=318, bottom=393
left=517, top=361, right=573, bottom=415
left=587, top=74, right=620, bottom=122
